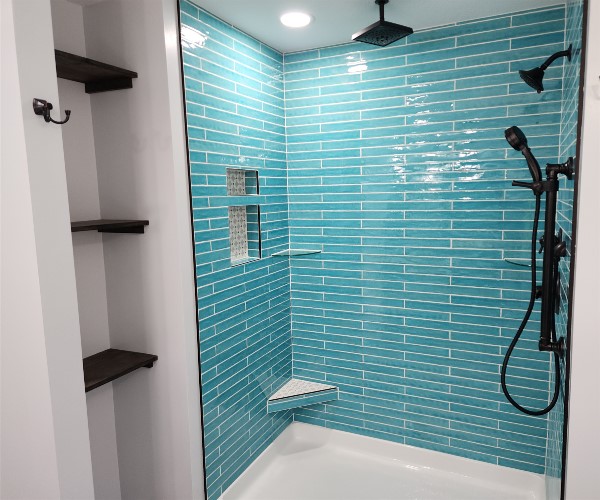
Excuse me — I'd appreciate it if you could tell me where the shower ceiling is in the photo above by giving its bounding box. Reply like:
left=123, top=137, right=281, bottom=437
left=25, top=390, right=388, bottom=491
left=194, top=0, right=562, bottom=53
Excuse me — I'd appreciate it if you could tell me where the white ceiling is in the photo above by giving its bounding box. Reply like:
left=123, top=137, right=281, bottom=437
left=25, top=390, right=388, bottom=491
left=193, top=0, right=563, bottom=53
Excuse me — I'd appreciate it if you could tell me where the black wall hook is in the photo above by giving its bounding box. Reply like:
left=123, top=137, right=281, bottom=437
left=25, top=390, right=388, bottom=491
left=33, top=98, right=71, bottom=124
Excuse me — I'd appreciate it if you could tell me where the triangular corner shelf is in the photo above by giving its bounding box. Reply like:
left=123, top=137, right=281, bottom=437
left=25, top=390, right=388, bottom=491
left=267, top=378, right=338, bottom=413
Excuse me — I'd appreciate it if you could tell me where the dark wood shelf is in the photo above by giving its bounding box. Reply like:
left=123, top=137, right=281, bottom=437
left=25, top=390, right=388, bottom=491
left=83, top=349, right=158, bottom=392
left=71, top=219, right=149, bottom=234
left=55, top=50, right=138, bottom=94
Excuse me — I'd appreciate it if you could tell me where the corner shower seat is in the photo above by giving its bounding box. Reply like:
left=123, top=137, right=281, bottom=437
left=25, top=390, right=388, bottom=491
left=267, top=378, right=339, bottom=413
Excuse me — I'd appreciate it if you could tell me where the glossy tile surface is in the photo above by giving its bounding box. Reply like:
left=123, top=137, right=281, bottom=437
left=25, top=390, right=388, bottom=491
left=222, top=422, right=545, bottom=499
left=285, top=5, right=567, bottom=476
left=181, top=3, right=292, bottom=499
left=180, top=2, right=577, bottom=497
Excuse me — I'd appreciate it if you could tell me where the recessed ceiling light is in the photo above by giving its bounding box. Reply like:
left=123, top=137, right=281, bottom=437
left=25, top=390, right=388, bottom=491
left=280, top=12, right=313, bottom=28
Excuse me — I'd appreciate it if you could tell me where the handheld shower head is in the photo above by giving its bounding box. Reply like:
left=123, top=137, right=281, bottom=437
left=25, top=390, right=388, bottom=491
left=505, top=126, right=542, bottom=183
left=505, top=126, right=528, bottom=151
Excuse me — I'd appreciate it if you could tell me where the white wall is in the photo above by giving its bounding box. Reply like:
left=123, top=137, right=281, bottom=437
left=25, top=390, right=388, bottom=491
left=50, top=1, right=122, bottom=498
left=0, top=0, right=94, bottom=498
left=82, top=0, right=204, bottom=498
left=564, top=2, right=600, bottom=499
left=2, top=0, right=202, bottom=497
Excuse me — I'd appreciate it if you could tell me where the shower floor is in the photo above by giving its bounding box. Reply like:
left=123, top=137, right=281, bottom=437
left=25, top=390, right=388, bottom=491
left=221, top=422, right=545, bottom=500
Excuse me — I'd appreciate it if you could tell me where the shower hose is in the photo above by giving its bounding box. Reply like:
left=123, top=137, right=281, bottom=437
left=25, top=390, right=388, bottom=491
left=500, top=193, right=561, bottom=416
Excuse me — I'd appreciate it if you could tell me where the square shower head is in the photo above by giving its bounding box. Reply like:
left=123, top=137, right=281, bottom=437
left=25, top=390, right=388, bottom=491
left=352, top=20, right=413, bottom=46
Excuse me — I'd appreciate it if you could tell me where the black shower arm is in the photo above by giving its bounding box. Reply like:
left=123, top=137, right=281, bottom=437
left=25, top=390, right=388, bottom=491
left=540, top=45, right=572, bottom=71
left=377, top=0, right=388, bottom=20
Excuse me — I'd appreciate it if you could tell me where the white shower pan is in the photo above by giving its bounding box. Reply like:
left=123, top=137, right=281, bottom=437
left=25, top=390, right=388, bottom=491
left=221, top=422, right=545, bottom=500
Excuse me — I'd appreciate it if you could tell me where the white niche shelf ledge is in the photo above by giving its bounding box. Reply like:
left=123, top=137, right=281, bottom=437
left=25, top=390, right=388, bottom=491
left=272, top=249, right=322, bottom=257
left=267, top=378, right=338, bottom=413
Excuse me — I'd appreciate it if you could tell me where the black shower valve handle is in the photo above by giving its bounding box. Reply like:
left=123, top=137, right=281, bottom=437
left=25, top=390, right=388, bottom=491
left=554, top=230, right=568, bottom=259
left=511, top=179, right=545, bottom=195
left=538, top=233, right=567, bottom=257
left=555, top=240, right=567, bottom=258
left=512, top=180, right=533, bottom=189
left=512, top=177, right=561, bottom=196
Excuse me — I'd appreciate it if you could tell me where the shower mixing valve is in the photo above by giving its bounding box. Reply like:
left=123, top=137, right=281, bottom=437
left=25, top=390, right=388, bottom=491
left=555, top=238, right=567, bottom=259
left=538, top=233, right=567, bottom=257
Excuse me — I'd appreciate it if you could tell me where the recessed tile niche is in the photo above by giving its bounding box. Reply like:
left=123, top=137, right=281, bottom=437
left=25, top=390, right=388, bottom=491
left=227, top=168, right=259, bottom=196
left=228, top=205, right=261, bottom=265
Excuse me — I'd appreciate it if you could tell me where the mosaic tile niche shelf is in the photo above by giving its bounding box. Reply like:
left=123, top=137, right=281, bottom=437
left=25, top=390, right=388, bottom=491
left=272, top=249, right=322, bottom=257
left=267, top=378, right=339, bottom=413
left=226, top=168, right=259, bottom=196
left=228, top=205, right=261, bottom=265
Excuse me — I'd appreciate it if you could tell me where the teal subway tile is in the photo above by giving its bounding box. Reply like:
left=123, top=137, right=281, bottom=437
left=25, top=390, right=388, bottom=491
left=183, top=2, right=572, bottom=494
left=511, top=32, right=565, bottom=50
left=180, top=2, right=198, bottom=19
left=512, top=6, right=565, bottom=26
left=457, top=20, right=564, bottom=46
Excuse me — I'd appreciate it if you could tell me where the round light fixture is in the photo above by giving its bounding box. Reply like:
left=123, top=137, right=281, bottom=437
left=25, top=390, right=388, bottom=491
left=280, top=12, right=312, bottom=28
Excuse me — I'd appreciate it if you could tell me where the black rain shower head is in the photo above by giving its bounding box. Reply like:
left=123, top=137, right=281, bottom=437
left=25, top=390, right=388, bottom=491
left=518, top=44, right=572, bottom=93
left=352, top=0, right=413, bottom=47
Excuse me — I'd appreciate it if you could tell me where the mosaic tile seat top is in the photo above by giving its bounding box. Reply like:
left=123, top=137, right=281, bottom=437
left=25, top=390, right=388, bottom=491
left=267, top=379, right=339, bottom=413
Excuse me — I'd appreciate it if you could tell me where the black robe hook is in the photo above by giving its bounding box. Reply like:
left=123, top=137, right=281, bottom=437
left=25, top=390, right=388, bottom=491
left=33, top=98, right=71, bottom=124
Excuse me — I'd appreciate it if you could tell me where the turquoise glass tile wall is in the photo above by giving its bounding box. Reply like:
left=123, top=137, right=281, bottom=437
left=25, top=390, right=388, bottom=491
left=546, top=1, right=584, bottom=498
left=285, top=6, right=566, bottom=475
left=180, top=2, right=579, bottom=497
left=180, top=3, right=292, bottom=498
